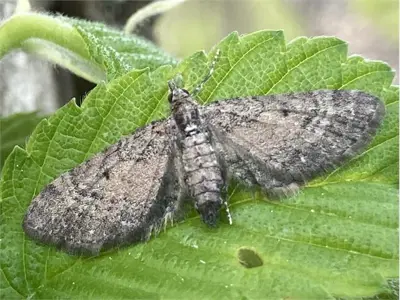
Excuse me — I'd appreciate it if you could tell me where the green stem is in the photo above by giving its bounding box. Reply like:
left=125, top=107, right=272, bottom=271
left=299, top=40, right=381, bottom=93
left=0, top=12, right=106, bottom=83
left=0, top=13, right=87, bottom=58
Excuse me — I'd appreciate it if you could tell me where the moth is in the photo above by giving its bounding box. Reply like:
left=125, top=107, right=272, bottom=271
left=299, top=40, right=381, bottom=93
left=23, top=79, right=385, bottom=255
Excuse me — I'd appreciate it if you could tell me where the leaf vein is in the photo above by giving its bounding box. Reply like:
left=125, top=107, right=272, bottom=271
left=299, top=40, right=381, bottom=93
left=206, top=36, right=275, bottom=101
left=264, top=42, right=345, bottom=94
left=340, top=70, right=394, bottom=89
left=84, top=74, right=144, bottom=158
left=321, top=135, right=398, bottom=182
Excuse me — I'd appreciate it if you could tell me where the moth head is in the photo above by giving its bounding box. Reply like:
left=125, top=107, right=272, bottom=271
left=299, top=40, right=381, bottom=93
left=168, top=80, right=190, bottom=104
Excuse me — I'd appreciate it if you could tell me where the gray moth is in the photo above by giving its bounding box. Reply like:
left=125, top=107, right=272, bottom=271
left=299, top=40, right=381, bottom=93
left=23, top=80, right=385, bottom=255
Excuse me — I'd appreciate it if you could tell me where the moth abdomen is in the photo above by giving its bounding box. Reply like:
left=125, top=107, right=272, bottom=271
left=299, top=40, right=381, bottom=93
left=194, top=191, right=223, bottom=227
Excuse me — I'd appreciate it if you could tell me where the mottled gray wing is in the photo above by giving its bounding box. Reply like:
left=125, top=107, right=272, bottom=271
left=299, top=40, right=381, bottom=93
left=23, top=119, right=180, bottom=255
left=201, top=90, right=385, bottom=197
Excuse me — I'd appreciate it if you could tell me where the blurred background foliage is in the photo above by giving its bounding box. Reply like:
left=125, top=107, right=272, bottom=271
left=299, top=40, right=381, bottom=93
left=353, top=0, right=398, bottom=42
left=156, top=0, right=304, bottom=57
left=155, top=0, right=398, bottom=76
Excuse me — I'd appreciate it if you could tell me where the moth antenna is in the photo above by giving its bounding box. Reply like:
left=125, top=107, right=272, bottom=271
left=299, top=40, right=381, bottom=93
left=192, top=49, right=221, bottom=98
left=223, top=199, right=233, bottom=225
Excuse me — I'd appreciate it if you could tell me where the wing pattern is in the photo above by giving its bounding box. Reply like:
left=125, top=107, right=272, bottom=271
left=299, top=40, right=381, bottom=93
left=23, top=119, right=180, bottom=255
left=201, top=90, right=385, bottom=196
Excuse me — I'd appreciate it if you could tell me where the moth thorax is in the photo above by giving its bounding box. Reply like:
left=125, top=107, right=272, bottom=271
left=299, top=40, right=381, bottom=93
left=173, top=101, right=202, bottom=135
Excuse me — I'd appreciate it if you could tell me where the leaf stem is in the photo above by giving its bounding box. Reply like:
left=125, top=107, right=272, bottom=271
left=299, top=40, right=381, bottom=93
left=124, top=0, right=187, bottom=34
left=0, top=13, right=106, bottom=83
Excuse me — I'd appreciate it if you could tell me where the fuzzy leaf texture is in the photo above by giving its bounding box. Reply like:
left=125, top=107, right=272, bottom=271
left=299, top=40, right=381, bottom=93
left=0, top=30, right=398, bottom=299
left=0, top=13, right=177, bottom=82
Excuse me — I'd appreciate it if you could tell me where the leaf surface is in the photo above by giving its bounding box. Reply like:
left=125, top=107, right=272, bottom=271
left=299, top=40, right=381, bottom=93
left=0, top=112, right=43, bottom=170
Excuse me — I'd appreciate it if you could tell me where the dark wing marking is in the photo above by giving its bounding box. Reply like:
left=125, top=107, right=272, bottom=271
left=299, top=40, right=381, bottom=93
left=23, top=119, right=180, bottom=255
left=201, top=90, right=385, bottom=197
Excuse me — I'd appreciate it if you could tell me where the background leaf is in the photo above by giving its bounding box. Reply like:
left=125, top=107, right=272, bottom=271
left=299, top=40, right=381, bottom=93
left=0, top=112, right=43, bottom=171
left=67, top=16, right=178, bottom=78
left=0, top=30, right=398, bottom=299
left=0, top=13, right=177, bottom=83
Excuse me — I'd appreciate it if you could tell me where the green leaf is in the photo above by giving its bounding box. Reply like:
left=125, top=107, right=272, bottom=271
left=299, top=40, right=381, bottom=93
left=0, top=13, right=177, bottom=82
left=0, top=30, right=398, bottom=299
left=0, top=112, right=44, bottom=171
left=67, top=16, right=178, bottom=79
